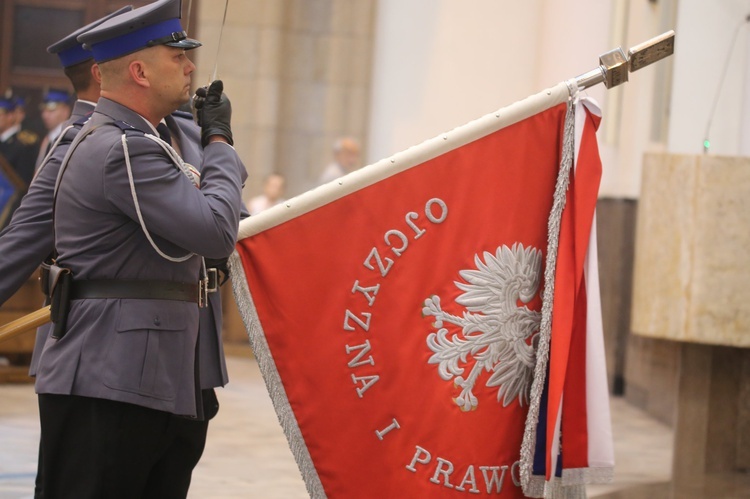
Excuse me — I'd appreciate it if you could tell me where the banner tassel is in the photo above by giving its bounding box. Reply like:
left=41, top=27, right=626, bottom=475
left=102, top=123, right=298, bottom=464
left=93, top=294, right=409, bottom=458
left=520, top=96, right=578, bottom=498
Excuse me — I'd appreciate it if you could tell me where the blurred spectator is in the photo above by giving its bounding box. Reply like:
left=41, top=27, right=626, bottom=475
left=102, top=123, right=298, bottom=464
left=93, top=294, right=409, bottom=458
left=36, top=89, right=73, bottom=167
left=247, top=172, right=286, bottom=215
left=0, top=92, right=40, bottom=186
left=318, top=136, right=361, bottom=185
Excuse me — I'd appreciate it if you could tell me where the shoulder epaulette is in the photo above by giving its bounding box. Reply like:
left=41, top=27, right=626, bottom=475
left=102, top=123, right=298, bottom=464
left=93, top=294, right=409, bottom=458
left=72, top=113, right=92, bottom=128
left=17, top=129, right=39, bottom=145
left=108, top=119, right=148, bottom=137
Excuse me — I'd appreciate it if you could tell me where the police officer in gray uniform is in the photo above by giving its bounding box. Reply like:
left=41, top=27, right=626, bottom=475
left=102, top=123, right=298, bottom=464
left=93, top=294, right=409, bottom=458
left=32, top=0, right=246, bottom=496
left=0, top=6, right=238, bottom=497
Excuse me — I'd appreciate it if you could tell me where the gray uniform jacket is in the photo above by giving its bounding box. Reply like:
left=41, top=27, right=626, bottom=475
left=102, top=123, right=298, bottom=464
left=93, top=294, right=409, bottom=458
left=34, top=97, right=246, bottom=417
left=0, top=102, right=234, bottom=391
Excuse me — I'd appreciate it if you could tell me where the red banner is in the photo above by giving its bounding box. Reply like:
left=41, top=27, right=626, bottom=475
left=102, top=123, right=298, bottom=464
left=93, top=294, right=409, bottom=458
left=234, top=98, right=585, bottom=497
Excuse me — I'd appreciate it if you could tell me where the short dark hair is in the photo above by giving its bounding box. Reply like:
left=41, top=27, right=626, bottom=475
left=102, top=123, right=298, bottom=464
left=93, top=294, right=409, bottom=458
left=63, top=59, right=95, bottom=94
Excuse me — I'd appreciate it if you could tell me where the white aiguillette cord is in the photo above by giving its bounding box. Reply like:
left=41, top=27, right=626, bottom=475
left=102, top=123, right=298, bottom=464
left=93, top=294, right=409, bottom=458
left=121, top=134, right=194, bottom=263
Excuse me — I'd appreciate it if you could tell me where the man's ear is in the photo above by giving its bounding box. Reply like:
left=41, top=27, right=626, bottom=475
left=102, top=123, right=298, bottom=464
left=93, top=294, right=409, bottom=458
left=129, top=60, right=151, bottom=89
left=91, top=63, right=102, bottom=85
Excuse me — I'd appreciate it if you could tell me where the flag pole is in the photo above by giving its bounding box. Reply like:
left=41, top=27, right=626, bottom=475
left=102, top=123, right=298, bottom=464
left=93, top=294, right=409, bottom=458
left=0, top=305, right=50, bottom=344
left=237, top=30, right=675, bottom=242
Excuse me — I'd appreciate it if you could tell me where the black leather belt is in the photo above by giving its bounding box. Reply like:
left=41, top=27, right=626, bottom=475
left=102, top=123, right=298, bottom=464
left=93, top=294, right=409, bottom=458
left=71, top=279, right=200, bottom=303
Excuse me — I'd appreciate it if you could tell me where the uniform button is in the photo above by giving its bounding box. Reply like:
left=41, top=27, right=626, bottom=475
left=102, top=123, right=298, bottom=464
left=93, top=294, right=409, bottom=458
left=153, top=316, right=161, bottom=326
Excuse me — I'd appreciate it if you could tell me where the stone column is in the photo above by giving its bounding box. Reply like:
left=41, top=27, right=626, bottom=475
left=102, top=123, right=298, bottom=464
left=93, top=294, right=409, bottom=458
left=194, top=0, right=377, bottom=198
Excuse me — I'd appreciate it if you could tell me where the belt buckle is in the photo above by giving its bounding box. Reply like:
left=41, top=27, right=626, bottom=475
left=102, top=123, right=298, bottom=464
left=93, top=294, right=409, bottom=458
left=199, top=269, right=219, bottom=308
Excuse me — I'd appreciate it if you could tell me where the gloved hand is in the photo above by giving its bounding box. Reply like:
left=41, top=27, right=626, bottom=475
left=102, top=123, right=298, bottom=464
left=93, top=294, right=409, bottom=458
left=192, top=80, right=233, bottom=147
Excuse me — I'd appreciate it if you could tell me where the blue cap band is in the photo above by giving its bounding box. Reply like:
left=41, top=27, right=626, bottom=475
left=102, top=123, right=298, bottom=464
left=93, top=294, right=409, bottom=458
left=43, top=90, right=71, bottom=105
left=90, top=17, right=184, bottom=62
left=57, top=43, right=92, bottom=68
left=0, top=99, right=13, bottom=111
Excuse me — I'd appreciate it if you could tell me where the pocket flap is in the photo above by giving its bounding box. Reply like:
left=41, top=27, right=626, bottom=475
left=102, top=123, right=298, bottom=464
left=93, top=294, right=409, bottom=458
left=116, top=299, right=189, bottom=332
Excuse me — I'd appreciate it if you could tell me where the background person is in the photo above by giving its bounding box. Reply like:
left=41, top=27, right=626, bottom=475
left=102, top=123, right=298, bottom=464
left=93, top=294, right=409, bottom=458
left=35, top=89, right=73, bottom=168
left=0, top=93, right=39, bottom=187
left=247, top=172, right=286, bottom=214
left=317, top=136, right=361, bottom=185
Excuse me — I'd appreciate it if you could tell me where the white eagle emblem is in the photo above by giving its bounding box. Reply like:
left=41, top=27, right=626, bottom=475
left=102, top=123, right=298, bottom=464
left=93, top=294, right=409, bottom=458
left=423, top=243, right=542, bottom=411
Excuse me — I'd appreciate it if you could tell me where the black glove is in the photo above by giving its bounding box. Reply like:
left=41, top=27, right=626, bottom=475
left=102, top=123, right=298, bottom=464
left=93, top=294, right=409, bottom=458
left=192, top=80, right=233, bottom=147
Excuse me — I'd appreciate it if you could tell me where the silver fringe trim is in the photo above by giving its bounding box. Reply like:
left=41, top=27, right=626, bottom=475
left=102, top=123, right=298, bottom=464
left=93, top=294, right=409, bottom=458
left=526, top=466, right=614, bottom=498
left=519, top=98, right=577, bottom=498
left=545, top=482, right=587, bottom=499
left=526, top=478, right=588, bottom=499
left=526, top=476, right=547, bottom=498
left=228, top=252, right=327, bottom=498
left=562, top=466, right=614, bottom=485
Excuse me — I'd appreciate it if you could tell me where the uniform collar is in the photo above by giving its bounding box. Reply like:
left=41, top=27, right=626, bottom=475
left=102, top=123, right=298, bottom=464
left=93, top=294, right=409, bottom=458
left=68, top=100, right=94, bottom=121
left=93, top=97, right=159, bottom=136
left=76, top=99, right=96, bottom=109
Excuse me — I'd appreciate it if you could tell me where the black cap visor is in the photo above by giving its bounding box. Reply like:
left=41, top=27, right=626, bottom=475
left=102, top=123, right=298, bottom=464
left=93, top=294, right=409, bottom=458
left=147, top=31, right=202, bottom=50
left=165, top=38, right=202, bottom=50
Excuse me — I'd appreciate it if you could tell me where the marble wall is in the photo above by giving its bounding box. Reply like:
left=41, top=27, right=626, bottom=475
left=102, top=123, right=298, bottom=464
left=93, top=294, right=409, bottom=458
left=632, top=153, right=750, bottom=347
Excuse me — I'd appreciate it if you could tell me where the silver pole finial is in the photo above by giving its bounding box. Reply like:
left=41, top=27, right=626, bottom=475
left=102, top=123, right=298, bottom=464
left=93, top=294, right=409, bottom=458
left=574, top=30, right=675, bottom=92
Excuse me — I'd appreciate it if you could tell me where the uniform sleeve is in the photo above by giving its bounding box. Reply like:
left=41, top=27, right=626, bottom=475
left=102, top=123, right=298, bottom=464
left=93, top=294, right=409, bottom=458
left=103, top=135, right=246, bottom=259
left=0, top=143, right=67, bottom=305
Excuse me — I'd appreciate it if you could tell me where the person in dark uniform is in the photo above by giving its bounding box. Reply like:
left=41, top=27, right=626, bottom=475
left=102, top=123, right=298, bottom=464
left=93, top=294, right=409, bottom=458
left=11, top=96, right=41, bottom=161
left=30, top=0, right=246, bottom=496
left=0, top=93, right=39, bottom=187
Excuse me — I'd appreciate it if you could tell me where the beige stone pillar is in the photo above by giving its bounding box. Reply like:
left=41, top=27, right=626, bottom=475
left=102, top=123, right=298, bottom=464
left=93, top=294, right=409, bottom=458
left=193, top=0, right=376, bottom=198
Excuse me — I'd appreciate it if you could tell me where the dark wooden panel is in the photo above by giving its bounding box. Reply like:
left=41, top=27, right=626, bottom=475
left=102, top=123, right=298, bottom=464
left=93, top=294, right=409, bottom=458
left=596, top=198, right=637, bottom=395
left=11, top=5, right=85, bottom=70
left=1, top=0, right=200, bottom=93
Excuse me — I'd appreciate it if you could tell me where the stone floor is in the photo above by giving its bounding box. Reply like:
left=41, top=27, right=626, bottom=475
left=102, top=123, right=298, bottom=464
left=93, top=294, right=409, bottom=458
left=0, top=351, right=725, bottom=499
